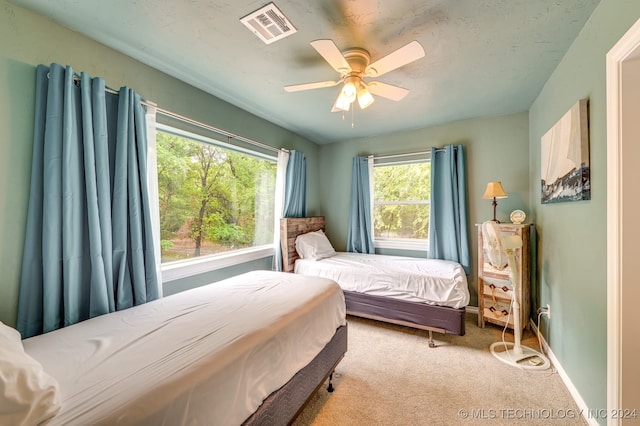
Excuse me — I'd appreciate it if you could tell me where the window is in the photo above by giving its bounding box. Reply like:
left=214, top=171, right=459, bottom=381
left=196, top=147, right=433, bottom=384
left=155, top=125, right=277, bottom=278
left=372, top=158, right=431, bottom=250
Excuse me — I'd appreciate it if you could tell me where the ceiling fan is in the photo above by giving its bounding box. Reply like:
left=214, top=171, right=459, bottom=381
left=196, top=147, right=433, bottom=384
left=284, top=39, right=425, bottom=112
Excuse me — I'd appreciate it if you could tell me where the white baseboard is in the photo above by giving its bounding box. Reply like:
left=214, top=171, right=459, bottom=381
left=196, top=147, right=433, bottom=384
left=529, top=319, right=599, bottom=426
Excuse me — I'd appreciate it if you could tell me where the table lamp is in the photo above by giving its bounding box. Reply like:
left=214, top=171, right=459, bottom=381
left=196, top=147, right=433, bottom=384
left=482, top=181, right=508, bottom=222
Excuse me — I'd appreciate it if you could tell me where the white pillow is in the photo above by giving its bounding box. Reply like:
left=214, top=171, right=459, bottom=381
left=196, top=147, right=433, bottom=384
left=0, top=322, right=61, bottom=426
left=295, top=230, right=336, bottom=260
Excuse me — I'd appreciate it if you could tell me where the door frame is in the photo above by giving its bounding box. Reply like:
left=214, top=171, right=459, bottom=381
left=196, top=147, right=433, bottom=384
left=606, top=17, right=640, bottom=425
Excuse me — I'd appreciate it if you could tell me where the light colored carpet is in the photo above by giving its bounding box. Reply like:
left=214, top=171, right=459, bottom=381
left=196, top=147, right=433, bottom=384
left=293, top=313, right=587, bottom=426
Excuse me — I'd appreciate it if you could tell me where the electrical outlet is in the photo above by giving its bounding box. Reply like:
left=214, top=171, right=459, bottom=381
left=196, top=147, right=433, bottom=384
left=539, top=304, right=551, bottom=320
left=546, top=303, right=551, bottom=319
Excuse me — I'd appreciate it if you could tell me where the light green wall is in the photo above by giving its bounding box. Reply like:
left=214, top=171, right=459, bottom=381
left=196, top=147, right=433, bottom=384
left=0, top=1, right=320, bottom=327
left=529, top=0, right=640, bottom=419
left=318, top=112, right=530, bottom=306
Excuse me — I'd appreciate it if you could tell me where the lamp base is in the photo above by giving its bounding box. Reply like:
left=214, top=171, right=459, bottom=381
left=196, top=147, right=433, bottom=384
left=491, top=198, right=499, bottom=223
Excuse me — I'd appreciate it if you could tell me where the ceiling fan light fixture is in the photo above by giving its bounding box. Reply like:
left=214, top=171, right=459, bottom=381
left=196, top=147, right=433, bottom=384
left=285, top=39, right=425, bottom=113
left=357, top=83, right=374, bottom=109
left=341, top=78, right=358, bottom=103
left=334, top=93, right=352, bottom=111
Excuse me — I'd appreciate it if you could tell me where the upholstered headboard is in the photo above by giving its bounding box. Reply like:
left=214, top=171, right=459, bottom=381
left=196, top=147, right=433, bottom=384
left=280, top=216, right=325, bottom=272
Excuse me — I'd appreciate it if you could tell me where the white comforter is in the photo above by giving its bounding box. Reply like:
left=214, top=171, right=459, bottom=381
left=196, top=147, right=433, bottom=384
left=295, top=252, right=469, bottom=309
left=23, top=270, right=346, bottom=425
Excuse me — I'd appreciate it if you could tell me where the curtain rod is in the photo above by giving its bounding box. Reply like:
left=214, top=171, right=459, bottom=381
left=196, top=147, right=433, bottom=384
left=106, top=82, right=448, bottom=157
left=371, top=150, right=430, bottom=160
left=151, top=106, right=286, bottom=154
left=433, top=146, right=458, bottom=153
left=372, top=146, right=458, bottom=160
left=435, top=145, right=459, bottom=152
left=103, top=86, right=286, bottom=154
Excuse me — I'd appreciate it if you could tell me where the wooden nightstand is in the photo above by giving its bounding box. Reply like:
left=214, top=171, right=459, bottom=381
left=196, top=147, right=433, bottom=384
left=476, top=223, right=531, bottom=333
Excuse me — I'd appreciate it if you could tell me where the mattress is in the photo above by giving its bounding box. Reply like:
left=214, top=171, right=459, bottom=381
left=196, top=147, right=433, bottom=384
left=23, top=270, right=346, bottom=425
left=295, top=252, right=469, bottom=309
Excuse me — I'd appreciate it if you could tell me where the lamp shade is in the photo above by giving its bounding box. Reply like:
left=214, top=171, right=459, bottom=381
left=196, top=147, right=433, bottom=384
left=482, top=181, right=508, bottom=199
left=356, top=83, right=374, bottom=109
left=341, top=80, right=357, bottom=102
left=334, top=93, right=351, bottom=111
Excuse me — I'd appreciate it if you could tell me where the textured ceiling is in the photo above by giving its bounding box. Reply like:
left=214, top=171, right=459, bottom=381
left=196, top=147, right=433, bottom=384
left=12, top=0, right=601, bottom=144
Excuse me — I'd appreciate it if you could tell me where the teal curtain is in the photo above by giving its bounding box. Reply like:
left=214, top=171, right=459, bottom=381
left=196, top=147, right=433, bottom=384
left=428, top=144, right=471, bottom=273
left=282, top=150, right=307, bottom=218
left=272, top=150, right=289, bottom=272
left=346, top=156, right=374, bottom=254
left=17, top=63, right=159, bottom=338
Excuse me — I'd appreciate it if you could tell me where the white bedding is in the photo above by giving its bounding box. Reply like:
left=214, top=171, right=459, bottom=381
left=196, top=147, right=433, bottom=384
left=22, top=270, right=346, bottom=426
left=295, top=252, right=470, bottom=309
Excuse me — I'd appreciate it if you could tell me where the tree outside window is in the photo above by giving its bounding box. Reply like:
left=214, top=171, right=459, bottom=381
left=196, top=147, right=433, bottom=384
left=373, top=161, right=430, bottom=242
left=156, top=131, right=276, bottom=263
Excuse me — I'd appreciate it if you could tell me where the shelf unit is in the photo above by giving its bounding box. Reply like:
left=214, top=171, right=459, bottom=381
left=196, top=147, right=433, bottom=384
left=476, top=223, right=531, bottom=332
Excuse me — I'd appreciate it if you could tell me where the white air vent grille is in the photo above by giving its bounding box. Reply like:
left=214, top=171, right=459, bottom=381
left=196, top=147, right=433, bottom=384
left=240, top=2, right=297, bottom=45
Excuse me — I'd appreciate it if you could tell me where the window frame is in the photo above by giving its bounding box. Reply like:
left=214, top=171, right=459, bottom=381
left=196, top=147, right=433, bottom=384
left=370, top=155, right=430, bottom=252
left=152, top=123, right=277, bottom=282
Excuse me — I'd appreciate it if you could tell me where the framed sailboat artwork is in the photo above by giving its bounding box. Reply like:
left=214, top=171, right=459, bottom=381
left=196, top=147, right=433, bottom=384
left=541, top=98, right=590, bottom=204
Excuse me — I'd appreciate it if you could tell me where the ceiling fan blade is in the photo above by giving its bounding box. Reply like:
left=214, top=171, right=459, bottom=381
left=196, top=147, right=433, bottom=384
left=310, top=39, right=352, bottom=74
left=367, top=81, right=410, bottom=101
left=365, top=41, right=425, bottom=77
left=284, top=80, right=341, bottom=92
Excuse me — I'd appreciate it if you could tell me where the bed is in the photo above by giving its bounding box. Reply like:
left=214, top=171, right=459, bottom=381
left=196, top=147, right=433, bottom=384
left=280, top=216, right=469, bottom=347
left=1, top=270, right=347, bottom=426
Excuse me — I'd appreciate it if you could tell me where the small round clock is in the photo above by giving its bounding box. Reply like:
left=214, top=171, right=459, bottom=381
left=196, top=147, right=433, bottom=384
left=510, top=209, right=526, bottom=225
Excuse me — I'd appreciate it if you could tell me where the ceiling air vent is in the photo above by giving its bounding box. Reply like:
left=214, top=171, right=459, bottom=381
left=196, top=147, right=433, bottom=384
left=240, top=2, right=297, bottom=45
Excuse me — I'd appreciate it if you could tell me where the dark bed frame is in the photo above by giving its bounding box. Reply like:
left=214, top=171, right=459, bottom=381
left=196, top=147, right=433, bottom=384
left=280, top=216, right=466, bottom=348
left=243, top=324, right=347, bottom=425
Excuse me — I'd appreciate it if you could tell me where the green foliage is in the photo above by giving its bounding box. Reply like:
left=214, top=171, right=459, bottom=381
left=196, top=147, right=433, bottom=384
left=156, top=131, right=276, bottom=261
left=202, top=213, right=249, bottom=247
left=374, top=162, right=430, bottom=201
left=373, top=162, right=431, bottom=239
left=157, top=134, right=192, bottom=236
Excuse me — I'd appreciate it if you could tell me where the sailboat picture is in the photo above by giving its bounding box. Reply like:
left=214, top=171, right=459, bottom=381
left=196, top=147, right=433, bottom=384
left=541, top=98, right=590, bottom=204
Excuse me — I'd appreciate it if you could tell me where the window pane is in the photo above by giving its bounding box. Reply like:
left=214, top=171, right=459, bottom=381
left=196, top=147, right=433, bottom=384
left=373, top=204, right=430, bottom=238
left=156, top=131, right=276, bottom=263
left=373, top=162, right=430, bottom=240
